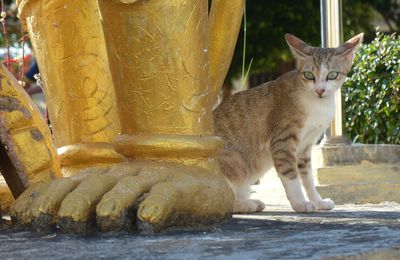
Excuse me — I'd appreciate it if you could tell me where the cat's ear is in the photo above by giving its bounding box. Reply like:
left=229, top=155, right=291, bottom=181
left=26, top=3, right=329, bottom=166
left=335, top=33, right=364, bottom=63
left=285, top=33, right=313, bottom=59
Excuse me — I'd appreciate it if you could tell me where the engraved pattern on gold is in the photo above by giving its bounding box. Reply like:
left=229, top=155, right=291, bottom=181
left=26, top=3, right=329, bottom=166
left=19, top=0, right=120, bottom=148
left=8, top=0, right=245, bottom=231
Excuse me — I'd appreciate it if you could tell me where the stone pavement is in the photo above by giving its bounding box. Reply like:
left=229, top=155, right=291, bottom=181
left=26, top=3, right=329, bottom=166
left=1, top=171, right=400, bottom=259
left=1, top=203, right=400, bottom=259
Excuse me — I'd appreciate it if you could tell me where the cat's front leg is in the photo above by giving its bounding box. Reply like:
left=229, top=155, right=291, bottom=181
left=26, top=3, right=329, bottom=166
left=298, top=151, right=335, bottom=210
left=271, top=136, right=317, bottom=213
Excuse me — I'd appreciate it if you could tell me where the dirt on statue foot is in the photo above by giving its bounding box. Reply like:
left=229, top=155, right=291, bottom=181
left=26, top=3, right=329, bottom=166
left=10, top=161, right=234, bottom=233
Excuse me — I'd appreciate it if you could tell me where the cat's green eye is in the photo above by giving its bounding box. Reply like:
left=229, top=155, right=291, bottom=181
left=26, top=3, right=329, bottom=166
left=327, top=71, right=339, bottom=80
left=303, top=71, right=315, bottom=80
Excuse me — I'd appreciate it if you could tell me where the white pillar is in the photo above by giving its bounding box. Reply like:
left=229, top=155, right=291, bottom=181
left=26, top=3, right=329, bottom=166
left=320, top=0, right=350, bottom=145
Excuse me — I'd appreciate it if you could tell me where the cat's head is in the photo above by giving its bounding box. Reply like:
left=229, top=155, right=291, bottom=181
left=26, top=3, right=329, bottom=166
left=285, top=33, right=363, bottom=98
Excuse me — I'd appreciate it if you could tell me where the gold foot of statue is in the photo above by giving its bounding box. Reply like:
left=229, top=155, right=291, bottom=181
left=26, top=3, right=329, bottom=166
left=11, top=161, right=234, bottom=233
left=10, top=0, right=243, bottom=234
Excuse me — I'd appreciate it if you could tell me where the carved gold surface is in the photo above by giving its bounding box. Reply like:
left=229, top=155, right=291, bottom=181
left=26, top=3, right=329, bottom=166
left=98, top=0, right=213, bottom=137
left=10, top=0, right=244, bottom=231
left=0, top=65, right=61, bottom=198
left=18, top=0, right=121, bottom=169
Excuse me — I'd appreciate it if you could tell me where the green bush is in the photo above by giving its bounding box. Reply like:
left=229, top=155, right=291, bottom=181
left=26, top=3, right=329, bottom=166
left=344, top=32, right=400, bottom=144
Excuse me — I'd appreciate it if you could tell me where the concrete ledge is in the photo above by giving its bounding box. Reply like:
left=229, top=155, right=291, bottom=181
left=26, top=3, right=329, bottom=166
left=312, top=144, right=400, bottom=167
left=317, top=181, right=400, bottom=204
left=317, top=164, right=400, bottom=185
left=313, top=144, right=400, bottom=205
left=315, top=163, right=400, bottom=204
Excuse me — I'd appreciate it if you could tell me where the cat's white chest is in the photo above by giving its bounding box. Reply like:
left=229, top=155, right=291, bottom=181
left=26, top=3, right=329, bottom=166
left=299, top=96, right=335, bottom=149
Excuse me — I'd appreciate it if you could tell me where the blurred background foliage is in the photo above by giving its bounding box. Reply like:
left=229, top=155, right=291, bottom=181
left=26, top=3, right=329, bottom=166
left=0, top=0, right=22, bottom=48
left=344, top=32, right=400, bottom=144
left=1, top=0, right=399, bottom=144
left=227, top=0, right=400, bottom=85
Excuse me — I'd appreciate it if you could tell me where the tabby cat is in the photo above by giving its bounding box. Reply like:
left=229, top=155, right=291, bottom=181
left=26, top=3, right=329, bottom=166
left=214, top=33, right=363, bottom=213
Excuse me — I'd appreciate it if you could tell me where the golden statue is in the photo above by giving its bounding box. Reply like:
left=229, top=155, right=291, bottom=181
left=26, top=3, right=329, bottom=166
left=0, top=0, right=244, bottom=232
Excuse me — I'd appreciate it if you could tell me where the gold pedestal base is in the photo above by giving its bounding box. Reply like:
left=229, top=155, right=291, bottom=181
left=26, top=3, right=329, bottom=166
left=58, top=143, right=124, bottom=177
left=114, top=134, right=223, bottom=172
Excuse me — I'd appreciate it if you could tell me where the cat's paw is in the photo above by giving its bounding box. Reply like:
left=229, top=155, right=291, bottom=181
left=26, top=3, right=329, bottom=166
left=291, top=201, right=317, bottom=213
left=233, top=199, right=265, bottom=213
left=315, top=198, right=335, bottom=210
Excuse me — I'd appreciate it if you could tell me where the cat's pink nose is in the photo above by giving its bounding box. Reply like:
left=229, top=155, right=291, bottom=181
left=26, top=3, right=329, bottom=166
left=315, top=89, right=325, bottom=97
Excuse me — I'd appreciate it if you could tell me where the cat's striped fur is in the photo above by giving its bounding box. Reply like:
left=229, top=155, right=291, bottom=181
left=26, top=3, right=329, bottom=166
left=213, top=33, right=363, bottom=213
